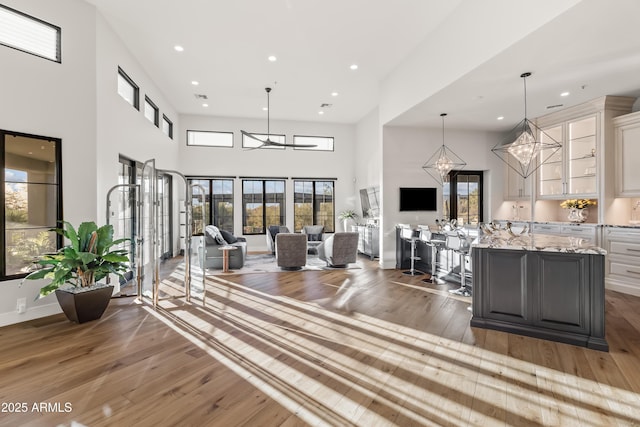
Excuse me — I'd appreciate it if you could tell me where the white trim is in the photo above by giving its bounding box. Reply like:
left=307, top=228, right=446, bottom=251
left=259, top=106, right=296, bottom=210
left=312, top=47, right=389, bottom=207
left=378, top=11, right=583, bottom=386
left=0, top=302, right=61, bottom=327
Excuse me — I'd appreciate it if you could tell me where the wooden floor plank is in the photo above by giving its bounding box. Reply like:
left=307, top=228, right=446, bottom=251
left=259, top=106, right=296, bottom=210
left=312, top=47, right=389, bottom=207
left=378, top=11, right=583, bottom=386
left=1, top=256, right=639, bottom=426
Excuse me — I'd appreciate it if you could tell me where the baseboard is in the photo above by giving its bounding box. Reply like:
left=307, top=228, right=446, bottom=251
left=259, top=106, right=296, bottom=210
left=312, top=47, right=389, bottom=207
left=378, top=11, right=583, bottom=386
left=0, top=303, right=61, bottom=328
left=606, top=279, right=640, bottom=297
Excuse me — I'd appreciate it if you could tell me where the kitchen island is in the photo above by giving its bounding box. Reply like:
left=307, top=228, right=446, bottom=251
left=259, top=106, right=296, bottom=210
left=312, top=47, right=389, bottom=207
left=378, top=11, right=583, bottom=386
left=470, top=232, right=608, bottom=351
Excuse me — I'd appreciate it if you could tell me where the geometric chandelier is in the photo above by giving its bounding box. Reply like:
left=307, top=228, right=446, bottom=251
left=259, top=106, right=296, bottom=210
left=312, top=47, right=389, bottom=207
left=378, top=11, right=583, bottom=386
left=422, top=113, right=466, bottom=185
left=491, top=72, right=562, bottom=178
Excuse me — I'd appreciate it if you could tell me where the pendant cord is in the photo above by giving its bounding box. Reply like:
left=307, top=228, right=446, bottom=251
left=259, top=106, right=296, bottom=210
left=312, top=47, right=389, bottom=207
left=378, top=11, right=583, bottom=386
left=523, top=75, right=528, bottom=120
left=267, top=90, right=270, bottom=137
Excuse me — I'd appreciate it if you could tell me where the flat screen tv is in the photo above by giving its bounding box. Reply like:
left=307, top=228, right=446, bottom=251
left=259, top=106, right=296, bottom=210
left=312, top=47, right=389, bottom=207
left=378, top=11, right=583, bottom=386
left=399, top=187, right=437, bottom=211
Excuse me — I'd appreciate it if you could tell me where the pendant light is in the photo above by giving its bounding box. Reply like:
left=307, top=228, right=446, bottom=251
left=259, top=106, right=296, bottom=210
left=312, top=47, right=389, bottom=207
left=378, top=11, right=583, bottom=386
left=422, top=113, right=466, bottom=185
left=491, top=72, right=561, bottom=178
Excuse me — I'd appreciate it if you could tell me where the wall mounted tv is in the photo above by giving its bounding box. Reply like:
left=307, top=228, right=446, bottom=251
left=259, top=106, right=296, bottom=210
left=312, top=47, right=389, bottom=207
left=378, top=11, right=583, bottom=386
left=399, top=187, right=437, bottom=211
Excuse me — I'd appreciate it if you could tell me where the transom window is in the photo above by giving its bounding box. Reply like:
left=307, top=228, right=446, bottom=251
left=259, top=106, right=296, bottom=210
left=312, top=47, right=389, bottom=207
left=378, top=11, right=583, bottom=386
left=0, top=4, right=61, bottom=63
left=242, top=180, right=285, bottom=235
left=117, top=67, right=139, bottom=110
left=293, top=135, right=334, bottom=151
left=294, top=180, right=335, bottom=232
left=1, top=130, right=62, bottom=280
left=187, top=130, right=233, bottom=147
left=144, top=96, right=159, bottom=127
left=162, top=115, right=173, bottom=139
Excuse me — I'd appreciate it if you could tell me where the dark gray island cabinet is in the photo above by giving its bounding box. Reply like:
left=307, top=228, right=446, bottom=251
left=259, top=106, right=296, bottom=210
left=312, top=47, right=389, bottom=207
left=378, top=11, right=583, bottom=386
left=470, top=233, right=608, bottom=351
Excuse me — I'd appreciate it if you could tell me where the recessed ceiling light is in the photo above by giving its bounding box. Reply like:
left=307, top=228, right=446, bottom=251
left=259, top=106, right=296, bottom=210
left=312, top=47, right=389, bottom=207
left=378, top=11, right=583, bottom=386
left=262, top=107, right=268, bottom=111
left=268, top=55, right=277, bottom=62
left=318, top=111, right=324, bottom=115
left=191, top=81, right=199, bottom=86
left=350, top=64, right=358, bottom=70
left=174, top=45, right=184, bottom=52
left=560, top=91, right=570, bottom=97
left=331, top=92, right=339, bottom=97
left=202, top=103, right=208, bottom=107
left=497, top=116, right=504, bottom=120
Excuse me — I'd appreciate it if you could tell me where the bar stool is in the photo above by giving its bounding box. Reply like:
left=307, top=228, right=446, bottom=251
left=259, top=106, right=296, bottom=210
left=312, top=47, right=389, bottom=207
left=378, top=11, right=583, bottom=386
left=401, top=226, right=424, bottom=276
left=446, top=229, right=472, bottom=297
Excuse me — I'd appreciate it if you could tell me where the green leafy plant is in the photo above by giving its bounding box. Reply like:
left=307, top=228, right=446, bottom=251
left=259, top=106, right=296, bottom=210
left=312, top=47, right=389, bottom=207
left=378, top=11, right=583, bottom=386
left=23, top=221, right=129, bottom=299
left=338, top=210, right=359, bottom=220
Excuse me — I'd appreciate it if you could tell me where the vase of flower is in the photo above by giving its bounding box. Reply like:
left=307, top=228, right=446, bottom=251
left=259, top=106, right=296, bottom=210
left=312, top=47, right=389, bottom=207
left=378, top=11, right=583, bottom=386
left=567, top=208, right=588, bottom=223
left=561, top=199, right=595, bottom=223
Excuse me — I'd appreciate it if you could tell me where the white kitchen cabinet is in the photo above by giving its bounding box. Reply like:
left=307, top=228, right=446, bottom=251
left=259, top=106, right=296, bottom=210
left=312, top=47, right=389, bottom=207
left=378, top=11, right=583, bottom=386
left=504, top=153, right=531, bottom=200
left=532, top=223, right=599, bottom=243
left=613, top=111, right=640, bottom=197
left=603, top=226, right=640, bottom=296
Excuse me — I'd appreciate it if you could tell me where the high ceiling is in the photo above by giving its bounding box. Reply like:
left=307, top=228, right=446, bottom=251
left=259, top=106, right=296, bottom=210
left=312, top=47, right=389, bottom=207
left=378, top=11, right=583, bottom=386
left=85, top=0, right=640, bottom=131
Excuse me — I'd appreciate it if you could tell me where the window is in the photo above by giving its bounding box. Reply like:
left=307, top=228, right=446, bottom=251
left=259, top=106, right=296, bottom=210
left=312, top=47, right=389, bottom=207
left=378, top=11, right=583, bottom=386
left=242, top=133, right=285, bottom=149
left=0, top=4, right=61, bottom=63
left=117, top=67, right=139, bottom=110
left=1, top=130, right=62, bottom=280
left=444, top=170, right=484, bottom=226
left=187, top=130, right=233, bottom=147
left=293, top=135, right=334, bottom=151
left=294, top=180, right=335, bottom=232
left=189, top=178, right=234, bottom=235
left=162, top=115, right=173, bottom=139
left=242, top=180, right=285, bottom=235
left=144, top=96, right=159, bottom=127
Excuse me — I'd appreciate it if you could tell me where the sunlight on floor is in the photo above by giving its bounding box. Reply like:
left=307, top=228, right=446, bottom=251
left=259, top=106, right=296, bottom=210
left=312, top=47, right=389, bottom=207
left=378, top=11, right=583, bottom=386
left=143, top=274, right=640, bottom=426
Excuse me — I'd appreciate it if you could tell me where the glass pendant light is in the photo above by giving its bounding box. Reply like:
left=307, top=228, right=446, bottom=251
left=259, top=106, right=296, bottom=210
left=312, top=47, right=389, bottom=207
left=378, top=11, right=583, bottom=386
left=422, top=113, right=466, bottom=185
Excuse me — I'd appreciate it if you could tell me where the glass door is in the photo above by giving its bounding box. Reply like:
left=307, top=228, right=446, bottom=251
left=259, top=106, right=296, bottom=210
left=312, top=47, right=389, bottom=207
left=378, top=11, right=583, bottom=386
left=448, top=171, right=483, bottom=226
left=567, top=116, right=597, bottom=195
left=538, top=125, right=564, bottom=197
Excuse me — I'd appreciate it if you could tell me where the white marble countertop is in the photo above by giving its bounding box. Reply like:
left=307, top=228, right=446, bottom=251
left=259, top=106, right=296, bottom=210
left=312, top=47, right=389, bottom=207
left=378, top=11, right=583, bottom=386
left=495, top=220, right=640, bottom=229
left=473, top=231, right=606, bottom=255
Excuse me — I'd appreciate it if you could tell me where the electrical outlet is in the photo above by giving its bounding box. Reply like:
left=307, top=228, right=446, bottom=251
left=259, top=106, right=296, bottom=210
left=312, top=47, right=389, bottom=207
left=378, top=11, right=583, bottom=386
left=17, top=297, right=26, bottom=314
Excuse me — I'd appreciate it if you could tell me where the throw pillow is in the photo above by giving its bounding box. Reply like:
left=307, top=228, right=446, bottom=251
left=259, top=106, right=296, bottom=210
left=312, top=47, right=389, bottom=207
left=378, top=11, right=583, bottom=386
left=219, top=229, right=238, bottom=244
left=205, top=225, right=227, bottom=245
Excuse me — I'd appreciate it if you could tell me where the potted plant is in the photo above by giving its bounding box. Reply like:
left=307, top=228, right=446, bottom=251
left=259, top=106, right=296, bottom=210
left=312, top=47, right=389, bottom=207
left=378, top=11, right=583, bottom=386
left=338, top=210, right=359, bottom=232
left=23, top=221, right=129, bottom=323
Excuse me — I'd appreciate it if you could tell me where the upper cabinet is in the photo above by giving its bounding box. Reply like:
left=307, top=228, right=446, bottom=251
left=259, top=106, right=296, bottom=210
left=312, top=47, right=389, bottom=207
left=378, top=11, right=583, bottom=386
left=538, top=116, right=597, bottom=198
left=535, top=96, right=635, bottom=201
left=613, top=111, right=640, bottom=197
left=504, top=153, right=531, bottom=200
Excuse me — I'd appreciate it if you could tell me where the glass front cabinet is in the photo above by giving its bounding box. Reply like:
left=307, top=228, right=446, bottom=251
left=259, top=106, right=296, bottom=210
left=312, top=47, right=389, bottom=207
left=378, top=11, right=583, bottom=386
left=538, top=115, right=598, bottom=198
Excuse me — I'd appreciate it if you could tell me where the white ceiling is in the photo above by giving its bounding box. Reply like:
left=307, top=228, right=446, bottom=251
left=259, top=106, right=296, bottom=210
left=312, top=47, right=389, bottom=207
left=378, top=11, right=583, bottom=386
left=85, top=0, right=640, bottom=131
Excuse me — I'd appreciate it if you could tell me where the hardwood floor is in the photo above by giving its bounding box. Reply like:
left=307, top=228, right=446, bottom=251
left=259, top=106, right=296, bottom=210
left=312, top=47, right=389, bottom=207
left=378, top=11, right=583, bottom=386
left=1, top=256, right=640, bottom=426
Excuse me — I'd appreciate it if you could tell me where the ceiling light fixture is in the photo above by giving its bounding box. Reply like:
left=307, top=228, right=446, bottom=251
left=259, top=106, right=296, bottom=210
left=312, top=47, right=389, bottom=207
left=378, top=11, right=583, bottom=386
left=497, top=116, right=504, bottom=120
left=174, top=45, right=184, bottom=52
left=350, top=64, right=358, bottom=70
left=331, top=92, right=339, bottom=97
left=191, top=81, right=199, bottom=86
left=560, top=91, right=570, bottom=97
left=241, top=88, right=317, bottom=149
left=318, top=111, right=324, bottom=115
left=491, top=72, right=561, bottom=179
left=422, top=113, right=466, bottom=185
left=202, top=103, right=208, bottom=107
left=268, top=55, right=277, bottom=62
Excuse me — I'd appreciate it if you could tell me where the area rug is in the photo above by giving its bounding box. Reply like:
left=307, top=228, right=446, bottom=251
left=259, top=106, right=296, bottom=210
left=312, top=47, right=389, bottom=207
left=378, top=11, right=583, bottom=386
left=205, top=253, right=361, bottom=275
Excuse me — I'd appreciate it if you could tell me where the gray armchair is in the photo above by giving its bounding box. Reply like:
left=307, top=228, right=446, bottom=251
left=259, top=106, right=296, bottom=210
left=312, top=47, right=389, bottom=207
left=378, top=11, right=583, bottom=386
left=302, top=225, right=324, bottom=253
left=317, top=232, right=359, bottom=267
left=266, top=225, right=290, bottom=254
left=275, top=233, right=307, bottom=270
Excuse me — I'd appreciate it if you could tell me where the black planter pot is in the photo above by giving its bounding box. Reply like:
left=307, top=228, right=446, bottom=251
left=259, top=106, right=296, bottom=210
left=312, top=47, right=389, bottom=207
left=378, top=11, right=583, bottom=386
left=55, top=285, right=114, bottom=323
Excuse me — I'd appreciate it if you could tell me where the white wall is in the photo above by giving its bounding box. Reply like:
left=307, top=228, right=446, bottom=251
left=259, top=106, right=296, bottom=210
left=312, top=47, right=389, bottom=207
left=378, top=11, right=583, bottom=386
left=379, top=125, right=504, bottom=268
left=0, top=0, right=183, bottom=326
left=178, top=114, right=356, bottom=251
left=379, top=0, right=581, bottom=124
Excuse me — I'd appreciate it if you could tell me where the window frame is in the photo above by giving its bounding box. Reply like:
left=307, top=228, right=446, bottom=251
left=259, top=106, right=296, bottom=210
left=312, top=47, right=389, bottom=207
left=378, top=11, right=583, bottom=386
left=293, top=135, right=334, bottom=152
left=1, top=129, right=63, bottom=281
left=446, top=170, right=484, bottom=226
left=144, top=95, right=159, bottom=127
left=117, top=67, right=140, bottom=110
left=186, top=130, right=234, bottom=148
left=293, top=180, right=335, bottom=233
left=242, top=179, right=286, bottom=235
left=0, top=4, right=61, bottom=63
left=188, top=178, right=235, bottom=235
left=162, top=115, right=173, bottom=139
